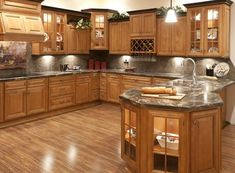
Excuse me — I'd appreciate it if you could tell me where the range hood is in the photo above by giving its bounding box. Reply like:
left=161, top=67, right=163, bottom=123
left=0, top=0, right=45, bottom=42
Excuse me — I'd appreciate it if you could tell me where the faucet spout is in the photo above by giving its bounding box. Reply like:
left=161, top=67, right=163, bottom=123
left=184, top=58, right=197, bottom=85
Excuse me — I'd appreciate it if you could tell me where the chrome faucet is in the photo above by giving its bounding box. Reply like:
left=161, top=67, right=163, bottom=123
left=184, top=58, right=197, bottom=85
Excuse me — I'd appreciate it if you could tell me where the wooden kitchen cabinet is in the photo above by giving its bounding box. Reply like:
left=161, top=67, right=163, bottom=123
left=157, top=16, right=186, bottom=56
left=67, top=25, right=90, bottom=54
left=0, top=83, right=3, bottom=122
left=81, top=9, right=117, bottom=50
left=76, top=74, right=91, bottom=104
left=27, top=78, right=48, bottom=116
left=32, top=9, right=67, bottom=55
left=129, top=12, right=156, bottom=37
left=107, top=74, right=121, bottom=103
left=191, top=109, right=220, bottom=173
left=152, top=77, right=170, bottom=85
left=4, top=80, right=27, bottom=121
left=109, top=21, right=130, bottom=54
left=91, top=73, right=100, bottom=101
left=185, top=1, right=232, bottom=58
left=49, top=75, right=76, bottom=111
left=100, top=73, right=107, bottom=101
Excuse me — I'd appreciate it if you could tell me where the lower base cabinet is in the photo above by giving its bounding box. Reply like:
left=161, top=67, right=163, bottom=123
left=0, top=83, right=4, bottom=122
left=121, top=100, right=221, bottom=173
left=27, top=78, right=48, bottom=115
left=107, top=74, right=121, bottom=103
left=4, top=80, right=27, bottom=121
left=76, top=74, right=91, bottom=104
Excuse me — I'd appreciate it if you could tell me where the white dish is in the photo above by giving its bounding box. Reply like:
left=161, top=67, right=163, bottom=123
left=156, top=132, right=179, bottom=150
left=214, top=62, right=230, bottom=77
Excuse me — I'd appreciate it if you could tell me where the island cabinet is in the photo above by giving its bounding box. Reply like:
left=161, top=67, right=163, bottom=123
left=109, top=21, right=130, bottom=54
left=107, top=74, right=121, bottom=103
left=0, top=83, right=3, bottom=122
left=120, top=100, right=221, bottom=173
left=157, top=16, right=186, bottom=56
left=27, top=78, right=48, bottom=116
left=76, top=74, right=91, bottom=104
left=49, top=75, right=76, bottom=111
left=4, top=80, right=27, bottom=121
left=185, top=1, right=232, bottom=58
left=152, top=77, right=171, bottom=85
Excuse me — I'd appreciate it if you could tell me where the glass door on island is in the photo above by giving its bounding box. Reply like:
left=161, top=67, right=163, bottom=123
left=152, top=117, right=180, bottom=172
left=189, top=8, right=203, bottom=56
left=204, top=7, right=220, bottom=56
left=124, top=108, right=137, bottom=161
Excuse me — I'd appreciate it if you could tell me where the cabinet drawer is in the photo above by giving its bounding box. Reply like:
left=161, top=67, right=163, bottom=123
left=27, top=78, right=48, bottom=87
left=49, top=94, right=75, bottom=111
left=100, top=73, right=106, bottom=77
left=122, top=75, right=152, bottom=84
left=49, top=84, right=75, bottom=97
left=49, top=75, right=75, bottom=85
left=152, top=77, right=170, bottom=84
left=92, top=73, right=99, bottom=77
left=5, top=80, right=26, bottom=90
left=77, top=74, right=91, bottom=83
left=107, top=74, right=120, bottom=81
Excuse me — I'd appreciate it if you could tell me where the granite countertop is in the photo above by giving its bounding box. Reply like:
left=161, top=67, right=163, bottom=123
left=0, top=69, right=183, bottom=81
left=120, top=77, right=235, bottom=111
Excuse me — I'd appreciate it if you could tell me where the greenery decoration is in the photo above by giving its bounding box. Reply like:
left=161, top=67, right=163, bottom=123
left=156, top=6, right=186, bottom=16
left=108, top=12, right=129, bottom=21
left=75, top=18, right=92, bottom=30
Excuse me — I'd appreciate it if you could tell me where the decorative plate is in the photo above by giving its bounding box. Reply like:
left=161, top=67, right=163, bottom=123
left=214, top=62, right=230, bottom=77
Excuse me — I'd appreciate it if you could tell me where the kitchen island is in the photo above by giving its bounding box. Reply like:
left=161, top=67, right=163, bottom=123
left=120, top=78, right=234, bottom=173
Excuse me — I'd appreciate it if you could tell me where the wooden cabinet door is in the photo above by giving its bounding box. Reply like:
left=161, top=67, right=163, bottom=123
left=157, top=18, right=172, bottom=56
left=107, top=80, right=121, bottom=103
left=130, top=14, right=142, bottom=37
left=24, top=16, right=44, bottom=35
left=5, top=88, right=27, bottom=121
left=2, top=12, right=25, bottom=33
left=172, top=17, right=186, bottom=56
left=187, top=8, right=204, bottom=57
left=109, top=22, right=121, bottom=54
left=191, top=109, right=220, bottom=173
left=120, top=21, right=130, bottom=54
left=27, top=86, right=48, bottom=116
left=0, top=83, right=3, bottom=122
left=76, top=82, right=91, bottom=104
left=142, top=13, right=156, bottom=37
left=67, top=25, right=78, bottom=54
left=77, top=29, right=90, bottom=54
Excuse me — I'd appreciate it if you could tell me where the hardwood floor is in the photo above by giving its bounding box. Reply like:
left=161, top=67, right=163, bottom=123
left=0, top=103, right=234, bottom=173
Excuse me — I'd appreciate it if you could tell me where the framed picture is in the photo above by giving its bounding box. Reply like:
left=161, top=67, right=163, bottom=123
left=208, top=28, right=218, bottom=40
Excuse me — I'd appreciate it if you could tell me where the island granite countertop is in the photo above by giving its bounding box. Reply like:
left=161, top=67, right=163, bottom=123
left=120, top=77, right=235, bottom=111
left=0, top=69, right=183, bottom=81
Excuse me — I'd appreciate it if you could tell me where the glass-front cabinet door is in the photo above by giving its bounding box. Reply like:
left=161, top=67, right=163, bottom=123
left=42, top=11, right=54, bottom=53
left=187, top=8, right=204, bottom=56
left=94, top=14, right=105, bottom=48
left=204, top=6, right=220, bottom=56
left=55, top=13, right=66, bottom=53
left=149, top=111, right=186, bottom=173
left=121, top=105, right=139, bottom=170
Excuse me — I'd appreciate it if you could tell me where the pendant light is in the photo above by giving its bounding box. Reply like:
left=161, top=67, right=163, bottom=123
left=165, top=0, right=177, bottom=23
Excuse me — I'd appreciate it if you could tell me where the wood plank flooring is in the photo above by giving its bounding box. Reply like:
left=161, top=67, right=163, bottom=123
left=0, top=103, right=234, bottom=173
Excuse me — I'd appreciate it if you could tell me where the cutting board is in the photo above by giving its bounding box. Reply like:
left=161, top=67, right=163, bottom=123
left=141, top=93, right=186, bottom=100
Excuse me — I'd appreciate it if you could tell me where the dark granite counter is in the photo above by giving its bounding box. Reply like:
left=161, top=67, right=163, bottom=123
left=0, top=69, right=183, bottom=81
left=120, top=77, right=235, bottom=111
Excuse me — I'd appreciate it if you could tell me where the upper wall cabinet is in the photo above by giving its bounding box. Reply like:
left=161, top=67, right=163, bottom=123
left=32, top=6, right=90, bottom=55
left=81, top=9, right=117, bottom=50
left=109, top=20, right=130, bottom=54
left=185, top=0, right=233, bottom=58
left=157, top=16, right=186, bottom=56
left=0, top=0, right=45, bottom=42
left=128, top=9, right=157, bottom=54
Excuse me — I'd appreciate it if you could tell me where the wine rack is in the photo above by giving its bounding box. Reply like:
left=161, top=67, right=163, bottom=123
left=130, top=38, right=156, bottom=55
